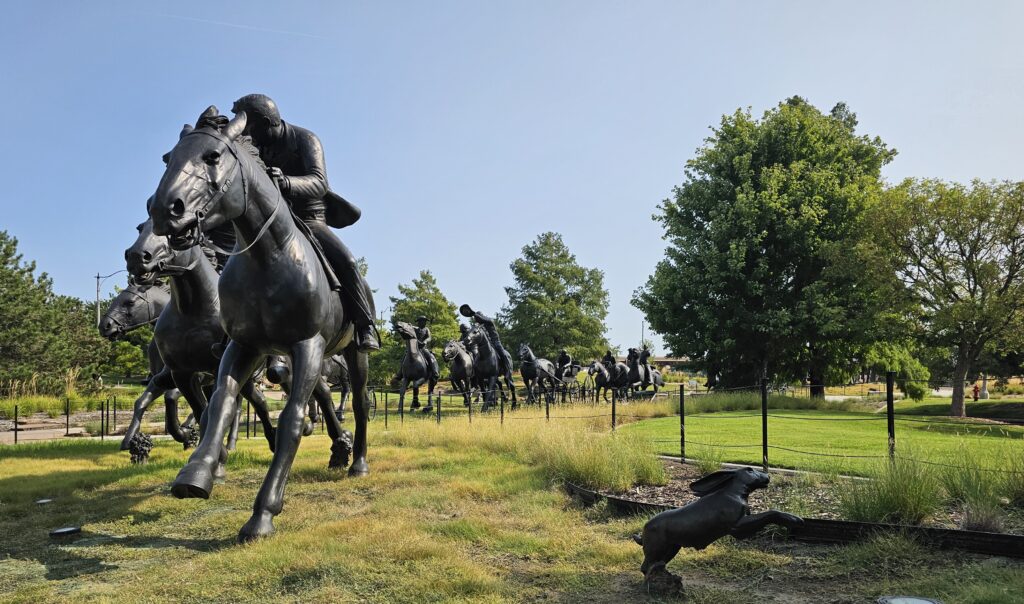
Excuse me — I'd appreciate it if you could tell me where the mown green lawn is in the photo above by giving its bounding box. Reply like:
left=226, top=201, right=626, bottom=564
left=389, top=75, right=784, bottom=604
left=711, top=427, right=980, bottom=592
left=1, top=416, right=1023, bottom=602
left=621, top=408, right=1024, bottom=476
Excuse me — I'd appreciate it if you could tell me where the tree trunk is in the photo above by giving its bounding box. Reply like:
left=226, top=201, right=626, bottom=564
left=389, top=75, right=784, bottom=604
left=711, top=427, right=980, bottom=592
left=808, top=345, right=825, bottom=399
left=950, top=342, right=972, bottom=418
left=809, top=366, right=825, bottom=399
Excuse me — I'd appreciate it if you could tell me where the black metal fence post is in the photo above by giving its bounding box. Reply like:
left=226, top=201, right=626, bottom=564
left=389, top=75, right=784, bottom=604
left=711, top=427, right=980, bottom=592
left=13, top=405, right=17, bottom=444
left=100, top=399, right=105, bottom=441
left=545, top=393, right=550, bottom=422
left=112, top=395, right=117, bottom=433
left=611, top=389, right=617, bottom=431
left=383, top=389, right=389, bottom=430
left=761, top=378, right=769, bottom=471
left=500, top=393, right=504, bottom=426
left=886, top=371, right=896, bottom=460
left=436, top=393, right=441, bottom=425
left=65, top=397, right=70, bottom=436
left=679, top=384, right=685, bottom=463
left=468, top=393, right=472, bottom=424
left=246, top=400, right=251, bottom=439
left=399, top=391, right=404, bottom=425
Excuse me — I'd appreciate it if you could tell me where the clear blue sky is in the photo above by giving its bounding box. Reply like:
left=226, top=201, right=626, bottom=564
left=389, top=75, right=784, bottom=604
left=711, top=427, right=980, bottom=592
left=2, top=1, right=1022, bottom=355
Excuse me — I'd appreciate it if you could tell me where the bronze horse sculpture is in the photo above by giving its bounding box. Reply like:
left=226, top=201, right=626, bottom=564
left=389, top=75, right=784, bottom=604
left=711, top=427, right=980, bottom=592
left=126, top=218, right=278, bottom=453
left=588, top=359, right=630, bottom=402
left=442, top=339, right=475, bottom=407
left=393, top=320, right=439, bottom=414
left=99, top=281, right=195, bottom=449
left=518, top=343, right=558, bottom=404
left=149, top=107, right=370, bottom=542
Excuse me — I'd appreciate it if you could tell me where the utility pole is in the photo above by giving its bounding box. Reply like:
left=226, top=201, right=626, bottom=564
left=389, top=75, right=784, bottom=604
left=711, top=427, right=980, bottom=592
left=96, top=270, right=127, bottom=327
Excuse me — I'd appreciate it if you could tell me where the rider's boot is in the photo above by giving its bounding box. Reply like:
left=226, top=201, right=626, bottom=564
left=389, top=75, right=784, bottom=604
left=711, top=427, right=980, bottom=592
left=356, top=322, right=379, bottom=352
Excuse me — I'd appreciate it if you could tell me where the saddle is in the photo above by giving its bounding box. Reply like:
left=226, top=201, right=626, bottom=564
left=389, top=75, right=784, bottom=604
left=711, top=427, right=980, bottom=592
left=287, top=205, right=343, bottom=292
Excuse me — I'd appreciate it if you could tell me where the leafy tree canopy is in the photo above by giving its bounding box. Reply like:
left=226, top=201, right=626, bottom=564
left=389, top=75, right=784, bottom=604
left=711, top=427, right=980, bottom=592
left=500, top=232, right=609, bottom=362
left=633, top=97, right=899, bottom=392
left=878, top=179, right=1024, bottom=415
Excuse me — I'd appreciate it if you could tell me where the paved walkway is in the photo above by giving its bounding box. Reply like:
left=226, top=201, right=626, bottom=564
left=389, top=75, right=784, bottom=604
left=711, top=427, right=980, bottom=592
left=0, top=426, right=86, bottom=444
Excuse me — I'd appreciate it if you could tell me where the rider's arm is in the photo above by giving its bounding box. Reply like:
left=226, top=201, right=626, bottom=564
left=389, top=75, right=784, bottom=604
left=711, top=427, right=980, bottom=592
left=282, top=130, right=329, bottom=202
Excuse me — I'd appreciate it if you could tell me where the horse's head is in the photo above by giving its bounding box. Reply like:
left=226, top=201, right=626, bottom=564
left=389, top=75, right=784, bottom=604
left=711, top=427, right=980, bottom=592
left=466, top=324, right=488, bottom=349
left=149, top=106, right=248, bottom=248
left=518, top=342, right=533, bottom=360
left=99, top=281, right=166, bottom=340
left=639, top=348, right=651, bottom=363
left=125, top=217, right=183, bottom=284
left=626, top=348, right=638, bottom=362
left=392, top=320, right=417, bottom=341
left=442, top=339, right=462, bottom=362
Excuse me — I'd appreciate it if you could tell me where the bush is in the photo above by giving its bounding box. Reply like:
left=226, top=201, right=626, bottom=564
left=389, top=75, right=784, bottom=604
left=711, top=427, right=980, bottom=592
left=681, top=391, right=867, bottom=415
left=840, top=456, right=942, bottom=524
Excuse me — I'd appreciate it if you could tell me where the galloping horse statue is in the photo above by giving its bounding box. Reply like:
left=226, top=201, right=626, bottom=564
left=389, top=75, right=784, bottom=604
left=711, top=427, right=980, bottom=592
left=126, top=218, right=278, bottom=452
left=393, top=320, right=439, bottom=414
left=518, top=343, right=559, bottom=404
left=462, top=325, right=503, bottom=410
left=99, top=281, right=194, bottom=449
left=442, top=339, right=475, bottom=407
left=149, top=107, right=371, bottom=542
left=459, top=304, right=517, bottom=409
left=588, top=359, right=630, bottom=402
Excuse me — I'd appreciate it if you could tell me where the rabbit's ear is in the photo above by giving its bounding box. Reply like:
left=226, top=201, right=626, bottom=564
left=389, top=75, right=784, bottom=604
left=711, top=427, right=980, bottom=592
left=689, top=470, right=738, bottom=496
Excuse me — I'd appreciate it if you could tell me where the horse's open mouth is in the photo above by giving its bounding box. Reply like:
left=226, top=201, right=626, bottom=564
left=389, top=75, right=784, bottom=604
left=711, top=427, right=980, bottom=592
left=169, top=220, right=200, bottom=250
left=134, top=270, right=158, bottom=284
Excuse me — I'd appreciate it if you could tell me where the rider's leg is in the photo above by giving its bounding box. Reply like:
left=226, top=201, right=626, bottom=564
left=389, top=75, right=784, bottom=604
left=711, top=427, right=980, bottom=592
left=307, top=221, right=378, bottom=351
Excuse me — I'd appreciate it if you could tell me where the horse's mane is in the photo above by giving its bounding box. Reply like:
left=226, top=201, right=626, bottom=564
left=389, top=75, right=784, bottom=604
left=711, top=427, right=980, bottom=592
left=234, top=135, right=266, bottom=170
left=193, top=113, right=266, bottom=170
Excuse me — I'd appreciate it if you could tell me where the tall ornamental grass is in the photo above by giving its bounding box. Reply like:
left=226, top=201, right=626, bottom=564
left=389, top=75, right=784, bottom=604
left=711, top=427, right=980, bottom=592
left=377, top=405, right=666, bottom=491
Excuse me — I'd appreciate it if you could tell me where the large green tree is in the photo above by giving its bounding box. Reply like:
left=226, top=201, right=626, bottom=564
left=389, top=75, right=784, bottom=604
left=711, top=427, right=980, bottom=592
left=878, top=179, right=1024, bottom=416
left=369, top=270, right=460, bottom=384
left=500, top=232, right=609, bottom=362
left=0, top=231, right=114, bottom=393
left=633, top=97, right=898, bottom=393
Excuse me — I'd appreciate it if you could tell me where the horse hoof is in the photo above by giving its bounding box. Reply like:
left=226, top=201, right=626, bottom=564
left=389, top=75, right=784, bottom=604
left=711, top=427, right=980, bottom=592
left=238, top=513, right=275, bottom=543
left=171, top=462, right=214, bottom=499
left=421, top=406, right=433, bottom=414
left=214, top=462, right=227, bottom=483
left=348, top=458, right=369, bottom=477
left=335, top=411, right=345, bottom=423
left=119, top=439, right=132, bottom=451
left=329, top=431, right=354, bottom=469
left=301, top=419, right=314, bottom=437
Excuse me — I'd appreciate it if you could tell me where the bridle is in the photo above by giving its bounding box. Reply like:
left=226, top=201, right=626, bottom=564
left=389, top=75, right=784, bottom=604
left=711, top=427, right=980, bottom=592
left=107, top=287, right=161, bottom=334
left=177, top=128, right=280, bottom=258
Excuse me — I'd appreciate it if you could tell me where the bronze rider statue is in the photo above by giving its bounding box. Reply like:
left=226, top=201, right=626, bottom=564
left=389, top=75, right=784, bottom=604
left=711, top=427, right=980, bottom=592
left=415, top=316, right=440, bottom=380
left=231, top=93, right=378, bottom=351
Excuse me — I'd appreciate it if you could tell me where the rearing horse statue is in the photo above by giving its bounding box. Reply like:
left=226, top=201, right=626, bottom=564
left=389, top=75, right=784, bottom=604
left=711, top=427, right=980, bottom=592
left=149, top=107, right=371, bottom=543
